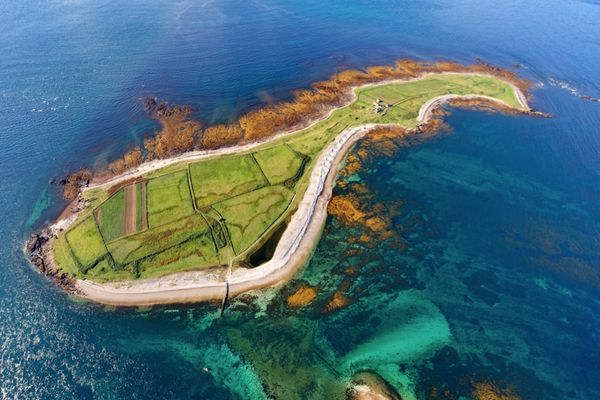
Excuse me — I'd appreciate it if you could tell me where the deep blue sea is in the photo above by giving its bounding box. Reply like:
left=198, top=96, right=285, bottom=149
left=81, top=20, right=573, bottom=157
left=1, top=0, right=600, bottom=398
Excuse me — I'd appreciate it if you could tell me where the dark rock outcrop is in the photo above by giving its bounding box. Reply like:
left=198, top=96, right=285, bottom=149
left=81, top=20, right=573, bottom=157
left=24, top=228, right=81, bottom=295
left=25, top=234, right=42, bottom=253
left=528, top=110, right=552, bottom=118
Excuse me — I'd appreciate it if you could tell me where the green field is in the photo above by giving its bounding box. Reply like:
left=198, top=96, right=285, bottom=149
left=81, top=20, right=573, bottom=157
left=137, top=234, right=221, bottom=279
left=51, top=234, right=79, bottom=275
left=84, top=259, right=132, bottom=282
left=96, top=189, right=126, bottom=242
left=189, top=155, right=267, bottom=207
left=253, top=145, right=303, bottom=184
left=107, top=213, right=211, bottom=265
left=136, top=183, right=144, bottom=231
left=201, top=210, right=229, bottom=249
left=147, top=170, right=194, bottom=227
left=288, top=123, right=346, bottom=157
left=213, top=186, right=294, bottom=254
left=53, top=75, right=523, bottom=282
left=65, top=217, right=106, bottom=269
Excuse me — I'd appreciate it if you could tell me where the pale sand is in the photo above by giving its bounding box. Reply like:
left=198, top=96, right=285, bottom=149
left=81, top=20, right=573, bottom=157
left=417, top=93, right=527, bottom=123
left=73, top=73, right=529, bottom=306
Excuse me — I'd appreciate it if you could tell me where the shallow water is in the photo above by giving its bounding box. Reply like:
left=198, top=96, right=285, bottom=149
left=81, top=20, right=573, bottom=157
left=1, top=0, right=600, bottom=398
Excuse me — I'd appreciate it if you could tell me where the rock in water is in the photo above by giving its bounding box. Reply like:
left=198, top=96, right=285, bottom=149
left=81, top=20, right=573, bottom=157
left=25, top=234, right=41, bottom=253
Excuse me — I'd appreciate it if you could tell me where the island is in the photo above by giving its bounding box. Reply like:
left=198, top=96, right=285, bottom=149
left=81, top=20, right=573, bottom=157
left=26, top=60, right=549, bottom=305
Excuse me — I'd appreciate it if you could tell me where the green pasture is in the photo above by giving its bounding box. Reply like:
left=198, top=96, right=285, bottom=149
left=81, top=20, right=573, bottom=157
left=107, top=213, right=210, bottom=265
left=137, top=234, right=221, bottom=279
left=200, top=211, right=228, bottom=249
left=253, top=145, right=303, bottom=184
left=95, top=189, right=126, bottom=242
left=214, top=186, right=294, bottom=254
left=136, top=183, right=144, bottom=231
left=65, top=216, right=106, bottom=268
left=355, top=74, right=520, bottom=111
left=189, top=155, right=267, bottom=207
left=51, top=234, right=79, bottom=276
left=288, top=123, right=347, bottom=157
left=147, top=170, right=194, bottom=228
left=83, top=259, right=132, bottom=282
left=53, top=74, right=523, bottom=282
left=202, top=207, right=223, bottom=223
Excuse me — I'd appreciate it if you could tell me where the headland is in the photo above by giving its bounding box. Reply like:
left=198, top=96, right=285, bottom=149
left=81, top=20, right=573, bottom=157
left=25, top=60, right=550, bottom=306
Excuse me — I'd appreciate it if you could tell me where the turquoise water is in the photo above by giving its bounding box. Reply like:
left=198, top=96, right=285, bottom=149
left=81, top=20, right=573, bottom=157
left=1, top=0, right=600, bottom=398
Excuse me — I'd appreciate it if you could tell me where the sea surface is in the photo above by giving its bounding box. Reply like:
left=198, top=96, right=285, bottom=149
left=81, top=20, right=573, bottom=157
left=1, top=0, right=600, bottom=398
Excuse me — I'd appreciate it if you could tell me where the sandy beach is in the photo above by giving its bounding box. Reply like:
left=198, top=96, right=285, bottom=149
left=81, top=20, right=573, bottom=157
left=73, top=74, right=529, bottom=306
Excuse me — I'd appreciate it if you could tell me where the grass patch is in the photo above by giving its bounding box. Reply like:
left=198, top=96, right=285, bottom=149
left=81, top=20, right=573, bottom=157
left=288, top=123, right=346, bottom=157
left=137, top=234, right=221, bottom=279
left=253, top=145, right=303, bottom=184
left=96, top=189, right=126, bottom=242
left=51, top=234, right=79, bottom=276
left=189, top=155, right=267, bottom=207
left=81, top=259, right=132, bottom=282
left=214, top=186, right=294, bottom=254
left=147, top=170, right=194, bottom=228
left=354, top=74, right=522, bottom=114
left=107, top=213, right=210, bottom=265
left=200, top=211, right=228, bottom=249
left=136, top=183, right=144, bottom=231
left=65, top=216, right=106, bottom=268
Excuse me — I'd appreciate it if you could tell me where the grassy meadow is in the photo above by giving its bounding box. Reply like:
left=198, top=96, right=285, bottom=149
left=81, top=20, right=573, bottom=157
left=136, top=182, right=144, bottom=231
left=136, top=234, right=221, bottom=280
left=147, top=170, right=195, bottom=227
left=213, top=186, right=294, bottom=254
left=189, top=155, right=266, bottom=207
left=253, top=145, right=303, bottom=184
left=65, top=217, right=106, bottom=268
left=96, top=189, right=126, bottom=243
left=107, top=213, right=210, bottom=265
left=52, top=75, right=522, bottom=282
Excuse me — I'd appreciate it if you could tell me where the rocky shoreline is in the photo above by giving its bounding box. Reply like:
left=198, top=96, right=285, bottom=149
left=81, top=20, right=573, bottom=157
left=24, top=184, right=90, bottom=295
left=25, top=230, right=80, bottom=294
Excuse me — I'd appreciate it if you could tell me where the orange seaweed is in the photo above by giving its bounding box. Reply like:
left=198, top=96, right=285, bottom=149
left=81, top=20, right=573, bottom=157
left=470, top=379, right=524, bottom=400
left=327, top=194, right=369, bottom=226
left=287, top=286, right=318, bottom=308
left=321, top=291, right=352, bottom=313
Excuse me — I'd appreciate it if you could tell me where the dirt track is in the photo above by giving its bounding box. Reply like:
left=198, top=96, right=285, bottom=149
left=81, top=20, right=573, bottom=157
left=124, top=185, right=137, bottom=235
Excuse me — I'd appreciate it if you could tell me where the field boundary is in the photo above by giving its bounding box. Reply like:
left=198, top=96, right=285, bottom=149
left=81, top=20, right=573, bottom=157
left=186, top=164, right=198, bottom=212
left=231, top=190, right=298, bottom=262
left=249, top=153, right=271, bottom=186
